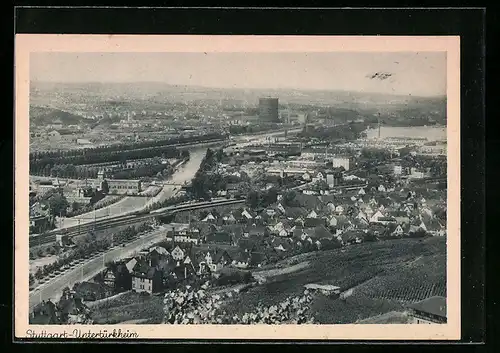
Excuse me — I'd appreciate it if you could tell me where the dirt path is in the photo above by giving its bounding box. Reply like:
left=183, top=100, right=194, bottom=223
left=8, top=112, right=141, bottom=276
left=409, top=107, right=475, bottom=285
left=253, top=261, right=310, bottom=283
left=118, top=318, right=149, bottom=324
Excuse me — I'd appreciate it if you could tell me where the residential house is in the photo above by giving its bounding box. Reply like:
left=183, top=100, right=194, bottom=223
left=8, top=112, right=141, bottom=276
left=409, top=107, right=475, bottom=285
left=304, top=217, right=325, bottom=228
left=369, top=210, right=386, bottom=223
left=408, top=296, right=447, bottom=324
left=147, top=248, right=171, bottom=267
left=409, top=219, right=428, bottom=235
left=312, top=171, right=325, bottom=183
left=377, top=217, right=398, bottom=226
left=271, top=220, right=293, bottom=237
left=363, top=205, right=374, bottom=218
left=102, top=262, right=132, bottom=292
left=125, top=258, right=137, bottom=273
left=327, top=215, right=338, bottom=228
left=232, top=251, right=251, bottom=269
left=390, top=210, right=411, bottom=225
left=222, top=212, right=237, bottom=224
left=271, top=237, right=294, bottom=252
left=47, top=130, right=62, bottom=141
left=356, top=210, right=369, bottom=223
left=170, top=229, right=200, bottom=245
left=30, top=214, right=54, bottom=234
left=74, top=281, right=113, bottom=301
left=131, top=260, right=163, bottom=294
left=57, top=296, right=91, bottom=324
left=340, top=230, right=364, bottom=245
left=241, top=209, right=254, bottom=221
left=311, top=225, right=334, bottom=240
left=171, top=245, right=186, bottom=263
left=426, top=219, right=446, bottom=237
left=391, top=224, right=405, bottom=237
left=306, top=210, right=319, bottom=219
left=30, top=300, right=58, bottom=324
left=201, top=249, right=232, bottom=273
left=245, top=224, right=268, bottom=238
left=206, top=231, right=233, bottom=245
left=202, top=212, right=217, bottom=222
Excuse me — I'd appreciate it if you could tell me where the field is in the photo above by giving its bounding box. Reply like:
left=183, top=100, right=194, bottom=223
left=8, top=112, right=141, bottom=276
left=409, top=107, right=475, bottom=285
left=90, top=291, right=164, bottom=324
left=222, top=237, right=446, bottom=324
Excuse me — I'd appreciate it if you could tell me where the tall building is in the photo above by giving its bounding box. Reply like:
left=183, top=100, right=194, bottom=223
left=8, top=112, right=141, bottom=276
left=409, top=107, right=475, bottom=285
left=259, top=97, right=279, bottom=122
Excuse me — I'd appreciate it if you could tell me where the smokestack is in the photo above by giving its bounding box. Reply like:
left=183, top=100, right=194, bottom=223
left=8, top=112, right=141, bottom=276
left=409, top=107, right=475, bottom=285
left=378, top=113, right=381, bottom=140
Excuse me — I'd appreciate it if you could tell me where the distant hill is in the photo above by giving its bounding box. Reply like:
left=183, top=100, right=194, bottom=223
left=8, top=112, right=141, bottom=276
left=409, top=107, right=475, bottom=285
left=30, top=106, right=88, bottom=126
left=30, top=81, right=446, bottom=123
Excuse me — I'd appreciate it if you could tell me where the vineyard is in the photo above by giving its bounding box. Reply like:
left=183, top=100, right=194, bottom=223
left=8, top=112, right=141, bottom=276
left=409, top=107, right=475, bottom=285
left=222, top=237, right=446, bottom=323
left=374, top=281, right=446, bottom=303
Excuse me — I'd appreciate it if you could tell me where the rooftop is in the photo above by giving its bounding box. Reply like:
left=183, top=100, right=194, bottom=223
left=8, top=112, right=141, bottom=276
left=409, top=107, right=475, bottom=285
left=408, top=296, right=447, bottom=318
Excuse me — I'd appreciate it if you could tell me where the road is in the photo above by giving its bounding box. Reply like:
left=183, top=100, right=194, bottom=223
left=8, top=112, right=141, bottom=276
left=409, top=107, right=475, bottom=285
left=29, top=225, right=178, bottom=311
left=58, top=197, right=151, bottom=228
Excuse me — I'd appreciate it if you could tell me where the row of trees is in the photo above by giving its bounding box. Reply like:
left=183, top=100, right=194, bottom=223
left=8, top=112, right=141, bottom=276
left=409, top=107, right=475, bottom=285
left=30, top=147, right=190, bottom=178
left=110, top=162, right=174, bottom=180
left=245, top=187, right=279, bottom=209
left=145, top=193, right=192, bottom=212
left=190, top=148, right=226, bottom=200
left=66, top=195, right=124, bottom=218
left=31, top=223, right=152, bottom=280
left=30, top=133, right=222, bottom=161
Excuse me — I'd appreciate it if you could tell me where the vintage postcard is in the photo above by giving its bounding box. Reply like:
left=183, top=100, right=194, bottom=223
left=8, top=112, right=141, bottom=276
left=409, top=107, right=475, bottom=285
left=15, top=35, right=460, bottom=340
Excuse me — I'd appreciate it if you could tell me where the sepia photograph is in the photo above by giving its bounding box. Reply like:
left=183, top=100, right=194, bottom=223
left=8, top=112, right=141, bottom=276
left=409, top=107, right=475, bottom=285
left=15, top=35, right=460, bottom=340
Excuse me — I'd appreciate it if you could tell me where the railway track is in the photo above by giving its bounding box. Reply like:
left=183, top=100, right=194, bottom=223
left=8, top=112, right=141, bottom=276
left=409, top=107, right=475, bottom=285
left=29, top=198, right=246, bottom=248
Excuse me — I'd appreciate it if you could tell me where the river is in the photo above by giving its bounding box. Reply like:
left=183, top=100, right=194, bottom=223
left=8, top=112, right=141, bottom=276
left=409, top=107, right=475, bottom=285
left=364, top=126, right=447, bottom=141
left=141, top=148, right=207, bottom=208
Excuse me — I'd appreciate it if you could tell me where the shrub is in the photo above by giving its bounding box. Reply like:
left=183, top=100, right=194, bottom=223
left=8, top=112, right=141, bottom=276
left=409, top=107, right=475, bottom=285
left=215, top=268, right=252, bottom=286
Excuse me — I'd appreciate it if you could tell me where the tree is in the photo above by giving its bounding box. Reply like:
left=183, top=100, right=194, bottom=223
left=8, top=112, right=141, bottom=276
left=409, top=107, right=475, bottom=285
left=262, top=188, right=279, bottom=207
left=35, top=268, right=43, bottom=280
left=283, top=191, right=299, bottom=207
left=47, top=194, right=69, bottom=217
left=71, top=201, right=81, bottom=213
left=246, top=191, right=260, bottom=209
left=215, top=149, right=224, bottom=162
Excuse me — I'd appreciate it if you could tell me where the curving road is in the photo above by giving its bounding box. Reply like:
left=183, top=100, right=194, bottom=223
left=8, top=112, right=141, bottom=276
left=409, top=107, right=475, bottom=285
left=29, top=226, right=177, bottom=311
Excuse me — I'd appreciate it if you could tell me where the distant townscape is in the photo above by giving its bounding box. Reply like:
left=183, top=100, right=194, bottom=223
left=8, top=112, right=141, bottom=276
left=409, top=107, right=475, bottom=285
left=29, top=71, right=447, bottom=326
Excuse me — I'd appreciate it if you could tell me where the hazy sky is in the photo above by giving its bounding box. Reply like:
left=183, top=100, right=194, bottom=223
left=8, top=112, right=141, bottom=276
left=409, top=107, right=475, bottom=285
left=31, top=52, right=446, bottom=96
